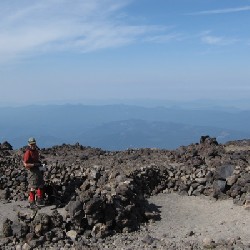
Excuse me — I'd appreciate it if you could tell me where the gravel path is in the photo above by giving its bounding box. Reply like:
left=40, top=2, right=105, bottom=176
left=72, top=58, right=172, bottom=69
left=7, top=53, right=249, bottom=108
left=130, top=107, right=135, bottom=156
left=148, top=193, right=250, bottom=244
left=0, top=200, right=28, bottom=233
left=100, top=193, right=250, bottom=249
left=1, top=193, right=249, bottom=249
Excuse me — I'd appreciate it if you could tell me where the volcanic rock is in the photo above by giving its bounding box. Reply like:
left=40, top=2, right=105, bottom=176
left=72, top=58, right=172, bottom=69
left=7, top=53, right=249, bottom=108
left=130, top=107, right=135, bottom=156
left=0, top=136, right=249, bottom=249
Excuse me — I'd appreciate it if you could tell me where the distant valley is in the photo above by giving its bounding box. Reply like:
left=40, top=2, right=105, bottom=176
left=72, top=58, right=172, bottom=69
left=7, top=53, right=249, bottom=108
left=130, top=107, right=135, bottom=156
left=1, top=104, right=250, bottom=150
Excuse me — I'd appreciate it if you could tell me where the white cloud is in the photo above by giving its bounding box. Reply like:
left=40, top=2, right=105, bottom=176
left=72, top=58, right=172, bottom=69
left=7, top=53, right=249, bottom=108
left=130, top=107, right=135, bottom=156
left=201, top=35, right=224, bottom=45
left=144, top=33, right=183, bottom=43
left=0, top=0, right=165, bottom=63
left=189, top=5, right=250, bottom=15
left=200, top=31, right=238, bottom=46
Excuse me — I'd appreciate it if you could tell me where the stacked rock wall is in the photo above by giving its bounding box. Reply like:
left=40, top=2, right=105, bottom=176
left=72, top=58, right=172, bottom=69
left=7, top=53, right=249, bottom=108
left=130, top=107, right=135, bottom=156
left=0, top=137, right=249, bottom=248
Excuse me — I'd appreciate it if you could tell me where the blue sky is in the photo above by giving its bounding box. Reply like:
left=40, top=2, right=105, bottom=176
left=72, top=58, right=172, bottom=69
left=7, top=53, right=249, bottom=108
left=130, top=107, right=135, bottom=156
left=1, top=0, right=250, bottom=106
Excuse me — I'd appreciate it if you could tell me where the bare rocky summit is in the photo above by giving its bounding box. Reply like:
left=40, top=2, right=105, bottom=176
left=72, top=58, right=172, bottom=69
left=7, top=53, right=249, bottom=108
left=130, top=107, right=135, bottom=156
left=0, top=136, right=249, bottom=249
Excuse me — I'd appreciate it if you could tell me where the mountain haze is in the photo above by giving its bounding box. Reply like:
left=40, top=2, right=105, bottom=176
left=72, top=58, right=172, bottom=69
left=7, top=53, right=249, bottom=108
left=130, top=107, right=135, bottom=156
left=1, top=104, right=250, bottom=150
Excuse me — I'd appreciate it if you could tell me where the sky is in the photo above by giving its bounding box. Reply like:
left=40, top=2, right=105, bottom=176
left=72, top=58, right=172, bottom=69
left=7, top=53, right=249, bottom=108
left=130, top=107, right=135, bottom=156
left=1, top=0, right=250, bottom=106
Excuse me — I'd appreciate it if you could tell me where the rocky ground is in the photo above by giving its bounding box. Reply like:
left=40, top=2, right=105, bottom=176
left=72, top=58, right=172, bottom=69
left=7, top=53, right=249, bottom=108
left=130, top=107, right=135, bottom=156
left=1, top=192, right=249, bottom=249
left=0, top=136, right=249, bottom=249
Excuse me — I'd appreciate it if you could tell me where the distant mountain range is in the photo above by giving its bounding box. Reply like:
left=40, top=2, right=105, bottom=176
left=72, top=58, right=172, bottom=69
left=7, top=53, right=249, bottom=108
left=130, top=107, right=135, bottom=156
left=1, top=104, right=250, bottom=150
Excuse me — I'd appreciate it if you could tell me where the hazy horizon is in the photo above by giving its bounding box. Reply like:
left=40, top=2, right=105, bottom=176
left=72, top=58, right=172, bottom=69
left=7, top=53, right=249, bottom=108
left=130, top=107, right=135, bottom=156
left=1, top=104, right=250, bottom=150
left=1, top=98, right=250, bottom=111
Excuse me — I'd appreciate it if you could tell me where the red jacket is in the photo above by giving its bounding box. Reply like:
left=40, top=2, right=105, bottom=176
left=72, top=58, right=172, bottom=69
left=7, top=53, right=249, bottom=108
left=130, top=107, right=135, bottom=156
left=23, top=147, right=40, bottom=164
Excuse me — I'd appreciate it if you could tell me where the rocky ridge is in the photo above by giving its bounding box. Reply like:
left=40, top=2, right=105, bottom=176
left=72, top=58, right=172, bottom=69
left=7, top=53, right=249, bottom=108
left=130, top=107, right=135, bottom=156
left=0, top=136, right=250, bottom=249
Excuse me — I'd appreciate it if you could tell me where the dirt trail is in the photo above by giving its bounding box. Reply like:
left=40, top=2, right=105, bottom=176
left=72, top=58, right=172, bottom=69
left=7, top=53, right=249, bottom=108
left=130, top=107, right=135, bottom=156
left=0, top=193, right=249, bottom=249
left=148, top=193, right=250, bottom=244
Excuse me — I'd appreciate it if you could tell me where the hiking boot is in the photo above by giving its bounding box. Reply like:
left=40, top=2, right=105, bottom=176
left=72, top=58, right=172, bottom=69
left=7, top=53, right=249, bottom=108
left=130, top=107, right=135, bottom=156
left=29, top=202, right=38, bottom=209
left=36, top=198, right=45, bottom=207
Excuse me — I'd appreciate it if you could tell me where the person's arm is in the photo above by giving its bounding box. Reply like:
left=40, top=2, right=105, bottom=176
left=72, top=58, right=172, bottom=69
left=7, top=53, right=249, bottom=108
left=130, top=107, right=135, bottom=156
left=23, top=150, right=40, bottom=169
left=23, top=161, right=40, bottom=169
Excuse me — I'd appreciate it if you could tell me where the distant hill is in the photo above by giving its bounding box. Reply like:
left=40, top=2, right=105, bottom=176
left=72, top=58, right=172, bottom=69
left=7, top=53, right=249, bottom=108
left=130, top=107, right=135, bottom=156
left=1, top=104, right=250, bottom=149
left=78, top=119, right=250, bottom=150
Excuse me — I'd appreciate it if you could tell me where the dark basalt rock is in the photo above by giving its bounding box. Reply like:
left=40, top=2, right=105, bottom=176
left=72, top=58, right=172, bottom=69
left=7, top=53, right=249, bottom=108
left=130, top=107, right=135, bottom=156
left=0, top=136, right=250, bottom=249
left=0, top=141, right=13, bottom=151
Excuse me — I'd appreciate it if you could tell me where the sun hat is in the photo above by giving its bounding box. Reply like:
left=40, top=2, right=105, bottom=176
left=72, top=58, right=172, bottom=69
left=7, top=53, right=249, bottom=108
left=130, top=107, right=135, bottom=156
left=28, top=137, right=36, bottom=145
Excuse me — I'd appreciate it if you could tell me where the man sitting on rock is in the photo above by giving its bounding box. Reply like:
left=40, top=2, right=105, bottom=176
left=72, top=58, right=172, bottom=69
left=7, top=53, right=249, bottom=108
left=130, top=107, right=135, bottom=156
left=23, top=137, right=45, bottom=209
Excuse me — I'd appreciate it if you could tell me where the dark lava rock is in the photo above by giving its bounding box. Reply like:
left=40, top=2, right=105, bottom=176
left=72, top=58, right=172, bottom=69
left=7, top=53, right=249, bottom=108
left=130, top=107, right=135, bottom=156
left=0, top=136, right=250, bottom=249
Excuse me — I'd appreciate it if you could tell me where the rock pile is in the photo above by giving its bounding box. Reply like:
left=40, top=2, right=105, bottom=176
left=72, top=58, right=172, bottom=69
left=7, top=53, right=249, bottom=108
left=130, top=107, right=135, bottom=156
left=0, top=136, right=250, bottom=249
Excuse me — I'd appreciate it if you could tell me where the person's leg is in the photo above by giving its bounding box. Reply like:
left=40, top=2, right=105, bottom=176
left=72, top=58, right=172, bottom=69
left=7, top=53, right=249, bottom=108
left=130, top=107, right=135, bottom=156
left=28, top=170, right=37, bottom=208
left=36, top=187, right=45, bottom=206
left=36, top=187, right=43, bottom=199
left=28, top=187, right=36, bottom=208
left=36, top=172, right=45, bottom=206
left=36, top=186, right=44, bottom=201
